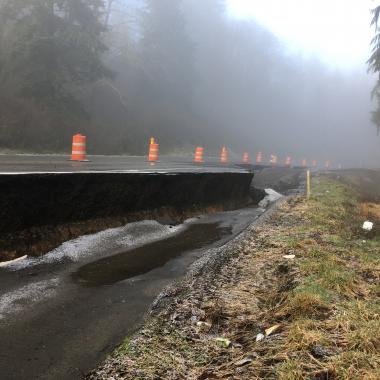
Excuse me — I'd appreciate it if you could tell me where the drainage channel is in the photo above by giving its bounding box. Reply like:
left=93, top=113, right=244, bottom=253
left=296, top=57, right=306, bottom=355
left=0, top=206, right=264, bottom=380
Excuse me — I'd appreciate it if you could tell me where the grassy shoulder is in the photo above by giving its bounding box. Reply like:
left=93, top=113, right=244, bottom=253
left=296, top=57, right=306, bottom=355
left=89, top=176, right=380, bottom=380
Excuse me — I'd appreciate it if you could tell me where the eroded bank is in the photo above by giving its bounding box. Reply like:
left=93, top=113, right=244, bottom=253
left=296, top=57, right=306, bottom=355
left=0, top=171, right=253, bottom=261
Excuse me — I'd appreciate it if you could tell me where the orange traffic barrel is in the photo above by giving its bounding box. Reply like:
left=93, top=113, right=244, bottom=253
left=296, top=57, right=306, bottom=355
left=285, top=156, right=292, bottom=166
left=302, top=159, right=307, bottom=167
left=256, top=151, right=263, bottom=164
left=269, top=154, right=278, bottom=165
left=325, top=160, right=331, bottom=169
left=220, top=146, right=228, bottom=163
left=148, top=141, right=159, bottom=163
left=242, top=152, right=249, bottom=163
left=194, top=147, right=204, bottom=163
left=312, top=160, right=317, bottom=168
left=71, top=134, right=88, bottom=161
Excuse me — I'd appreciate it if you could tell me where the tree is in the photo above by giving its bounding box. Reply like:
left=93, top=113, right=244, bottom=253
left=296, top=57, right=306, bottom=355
left=116, top=0, right=196, bottom=149
left=0, top=0, right=110, bottom=150
left=368, top=5, right=380, bottom=133
left=138, top=0, right=194, bottom=107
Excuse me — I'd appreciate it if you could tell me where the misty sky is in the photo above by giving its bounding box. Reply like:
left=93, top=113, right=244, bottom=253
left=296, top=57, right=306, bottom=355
left=224, top=0, right=379, bottom=167
left=99, top=0, right=380, bottom=166
left=227, top=0, right=374, bottom=70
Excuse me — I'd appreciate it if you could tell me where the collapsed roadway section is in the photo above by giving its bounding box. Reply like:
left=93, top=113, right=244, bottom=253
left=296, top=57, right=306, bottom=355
left=0, top=166, right=254, bottom=262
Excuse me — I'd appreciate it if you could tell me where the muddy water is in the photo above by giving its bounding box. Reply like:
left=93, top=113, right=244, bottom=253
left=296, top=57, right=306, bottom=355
left=0, top=207, right=264, bottom=380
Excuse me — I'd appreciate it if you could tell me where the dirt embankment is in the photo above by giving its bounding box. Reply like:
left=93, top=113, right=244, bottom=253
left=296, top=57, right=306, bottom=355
left=88, top=174, right=380, bottom=379
left=0, top=172, right=254, bottom=262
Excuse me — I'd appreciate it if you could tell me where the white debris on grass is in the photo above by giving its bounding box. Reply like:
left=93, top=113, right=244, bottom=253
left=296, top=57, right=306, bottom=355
left=362, top=221, right=374, bottom=231
left=259, top=188, right=283, bottom=208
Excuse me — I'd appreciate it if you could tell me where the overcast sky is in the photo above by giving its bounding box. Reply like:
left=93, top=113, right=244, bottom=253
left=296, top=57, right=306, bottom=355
left=225, top=0, right=380, bottom=167
left=227, top=0, right=376, bottom=70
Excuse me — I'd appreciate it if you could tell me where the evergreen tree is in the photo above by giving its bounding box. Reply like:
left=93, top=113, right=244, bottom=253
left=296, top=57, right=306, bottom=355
left=368, top=5, right=380, bottom=133
left=0, top=0, right=109, bottom=150
left=138, top=0, right=194, bottom=108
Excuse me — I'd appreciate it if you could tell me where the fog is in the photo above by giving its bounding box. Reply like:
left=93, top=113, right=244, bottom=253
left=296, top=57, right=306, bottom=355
left=0, top=0, right=379, bottom=168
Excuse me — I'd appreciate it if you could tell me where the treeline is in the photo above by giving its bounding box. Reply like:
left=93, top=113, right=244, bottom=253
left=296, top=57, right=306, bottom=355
left=369, top=5, right=380, bottom=134
left=0, top=0, right=370, bottom=155
left=0, top=0, right=110, bottom=151
left=0, top=0, right=291, bottom=154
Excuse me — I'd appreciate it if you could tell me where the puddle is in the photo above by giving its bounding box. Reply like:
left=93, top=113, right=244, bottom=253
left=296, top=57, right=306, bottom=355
left=72, top=223, right=231, bottom=286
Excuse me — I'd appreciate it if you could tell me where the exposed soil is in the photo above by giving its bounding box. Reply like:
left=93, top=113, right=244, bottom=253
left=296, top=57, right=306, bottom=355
left=0, top=206, right=224, bottom=262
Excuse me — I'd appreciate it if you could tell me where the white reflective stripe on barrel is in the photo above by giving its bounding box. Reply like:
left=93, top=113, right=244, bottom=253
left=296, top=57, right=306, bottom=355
left=72, top=150, right=87, bottom=155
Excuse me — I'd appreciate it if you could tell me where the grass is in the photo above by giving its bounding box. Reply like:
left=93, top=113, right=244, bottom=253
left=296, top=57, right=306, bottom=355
left=89, top=175, right=380, bottom=379
left=271, top=177, right=380, bottom=378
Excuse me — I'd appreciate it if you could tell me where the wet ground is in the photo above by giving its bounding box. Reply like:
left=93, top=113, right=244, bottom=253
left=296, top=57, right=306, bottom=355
left=0, top=206, right=266, bottom=380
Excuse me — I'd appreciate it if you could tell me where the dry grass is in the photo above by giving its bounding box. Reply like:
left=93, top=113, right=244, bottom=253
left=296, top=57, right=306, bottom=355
left=88, top=176, right=380, bottom=380
left=360, top=202, right=380, bottom=219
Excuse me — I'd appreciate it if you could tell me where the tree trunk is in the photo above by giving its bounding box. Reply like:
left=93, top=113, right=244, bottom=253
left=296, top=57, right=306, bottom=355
left=104, top=0, right=114, bottom=27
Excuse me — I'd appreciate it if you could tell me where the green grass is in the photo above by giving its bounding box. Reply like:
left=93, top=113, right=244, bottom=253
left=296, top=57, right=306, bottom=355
left=273, top=176, right=380, bottom=378
left=115, top=337, right=132, bottom=357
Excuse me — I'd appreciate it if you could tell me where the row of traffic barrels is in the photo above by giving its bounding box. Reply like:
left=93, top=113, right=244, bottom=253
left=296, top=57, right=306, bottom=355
left=147, top=138, right=239, bottom=164
left=70, top=134, right=331, bottom=167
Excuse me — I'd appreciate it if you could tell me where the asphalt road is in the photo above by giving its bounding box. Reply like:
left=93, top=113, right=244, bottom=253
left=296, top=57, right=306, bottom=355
left=0, top=154, right=248, bottom=174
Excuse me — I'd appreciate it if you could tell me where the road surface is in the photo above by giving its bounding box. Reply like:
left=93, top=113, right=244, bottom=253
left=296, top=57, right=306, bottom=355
left=0, top=154, right=248, bottom=174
